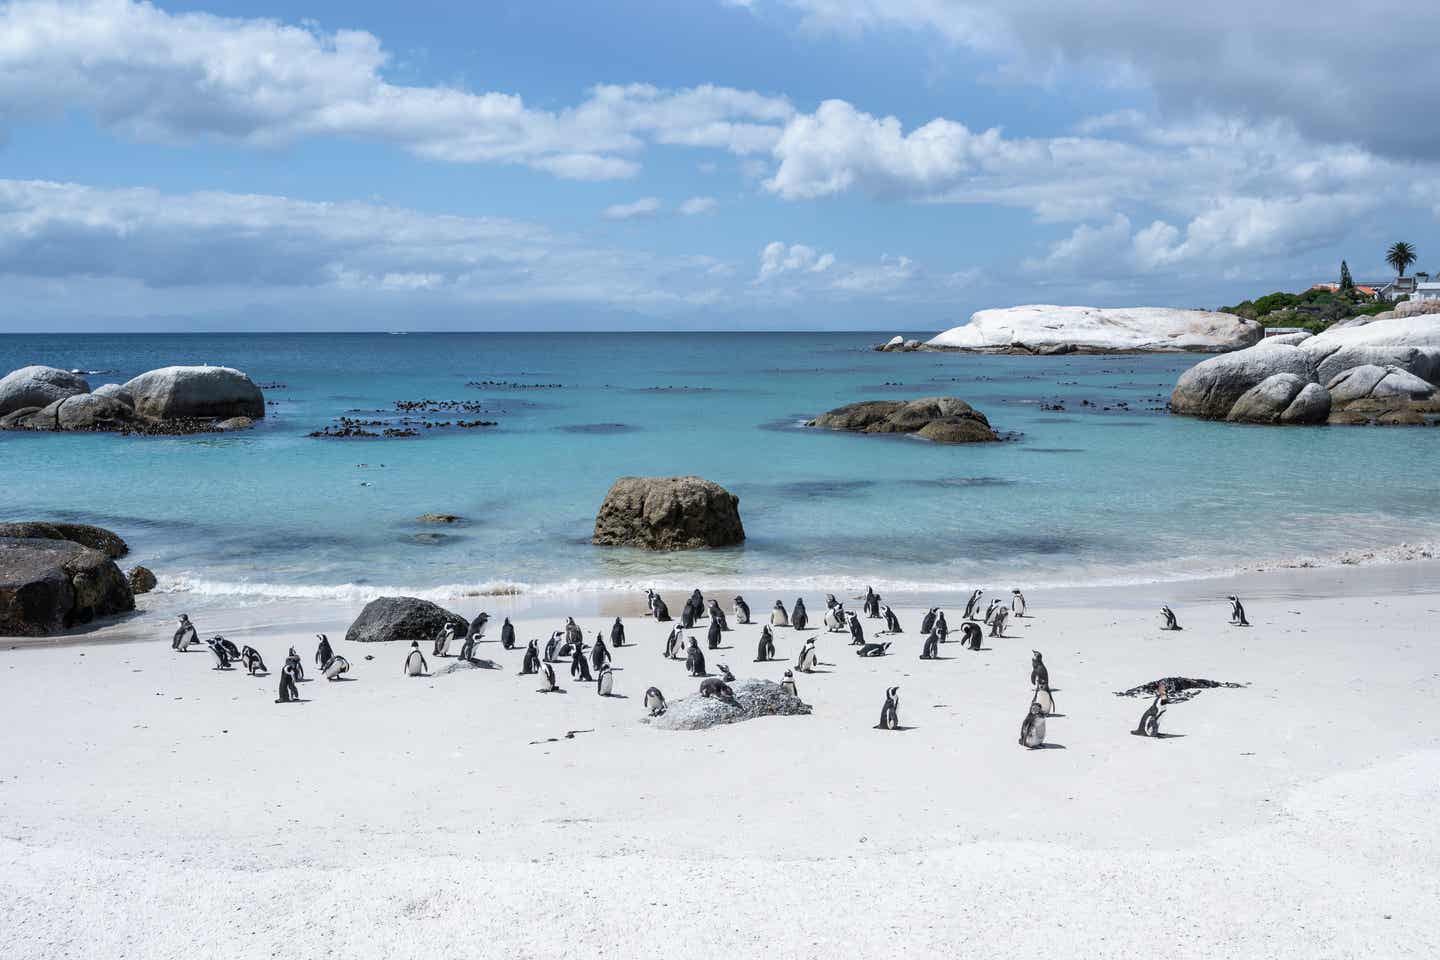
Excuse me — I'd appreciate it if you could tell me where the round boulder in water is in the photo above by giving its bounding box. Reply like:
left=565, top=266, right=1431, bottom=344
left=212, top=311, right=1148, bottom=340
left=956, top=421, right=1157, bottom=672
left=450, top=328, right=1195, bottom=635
left=0, top=366, right=91, bottom=417
left=121, top=366, right=265, bottom=421
left=592, top=476, right=744, bottom=550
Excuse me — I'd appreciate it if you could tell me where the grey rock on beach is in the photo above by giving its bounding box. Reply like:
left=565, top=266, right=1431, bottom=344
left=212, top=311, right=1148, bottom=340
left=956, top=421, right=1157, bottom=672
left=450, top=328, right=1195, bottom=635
left=647, top=678, right=812, bottom=731
left=0, top=522, right=130, bottom=559
left=0, top=537, right=135, bottom=636
left=593, top=476, right=745, bottom=550
left=344, top=596, right=470, bottom=644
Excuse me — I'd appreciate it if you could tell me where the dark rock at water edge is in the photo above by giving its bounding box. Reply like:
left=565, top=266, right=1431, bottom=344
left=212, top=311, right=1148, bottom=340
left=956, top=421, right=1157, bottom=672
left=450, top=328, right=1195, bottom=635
left=592, top=476, right=745, bottom=550
left=128, top=565, right=157, bottom=594
left=0, top=522, right=129, bottom=559
left=0, top=537, right=135, bottom=636
left=344, top=596, right=470, bottom=643
left=806, top=397, right=1000, bottom=444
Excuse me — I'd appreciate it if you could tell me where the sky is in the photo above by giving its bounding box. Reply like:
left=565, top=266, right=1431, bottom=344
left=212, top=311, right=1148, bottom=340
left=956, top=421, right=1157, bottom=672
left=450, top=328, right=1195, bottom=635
left=1, top=0, right=1439, bottom=332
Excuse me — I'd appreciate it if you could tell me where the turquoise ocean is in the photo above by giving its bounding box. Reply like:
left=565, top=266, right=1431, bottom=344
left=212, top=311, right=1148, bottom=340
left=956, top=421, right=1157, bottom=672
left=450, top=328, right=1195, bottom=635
left=3, top=332, right=1436, bottom=609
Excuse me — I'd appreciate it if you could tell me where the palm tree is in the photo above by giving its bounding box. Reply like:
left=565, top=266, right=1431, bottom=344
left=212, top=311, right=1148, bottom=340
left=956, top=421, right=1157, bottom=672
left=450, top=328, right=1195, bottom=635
left=1386, top=241, right=1417, bottom=277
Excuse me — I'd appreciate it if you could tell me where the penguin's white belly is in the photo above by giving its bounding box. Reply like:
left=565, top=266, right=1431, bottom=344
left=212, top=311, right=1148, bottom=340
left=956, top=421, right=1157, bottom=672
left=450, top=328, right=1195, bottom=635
left=1024, top=717, right=1047, bottom=747
left=405, top=656, right=424, bottom=676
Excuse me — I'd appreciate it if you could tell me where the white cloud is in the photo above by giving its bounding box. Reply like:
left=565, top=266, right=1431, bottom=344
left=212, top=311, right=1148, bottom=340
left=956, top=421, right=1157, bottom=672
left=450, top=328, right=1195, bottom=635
left=749, top=0, right=1440, bottom=159
left=601, top=197, right=662, bottom=220
left=678, top=196, right=719, bottom=216
left=757, top=242, right=836, bottom=280
left=0, top=0, right=794, bottom=180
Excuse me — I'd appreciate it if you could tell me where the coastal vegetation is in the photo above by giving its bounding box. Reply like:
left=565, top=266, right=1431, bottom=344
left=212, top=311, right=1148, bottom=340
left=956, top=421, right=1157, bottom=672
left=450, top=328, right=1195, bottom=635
left=1221, top=244, right=1428, bottom=333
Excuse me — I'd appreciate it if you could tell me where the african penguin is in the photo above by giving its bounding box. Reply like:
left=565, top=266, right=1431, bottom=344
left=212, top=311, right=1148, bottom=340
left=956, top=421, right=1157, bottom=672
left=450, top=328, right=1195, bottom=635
left=876, top=686, right=900, bottom=730
left=755, top=625, right=776, bottom=662
left=733, top=596, right=751, bottom=625
left=403, top=642, right=428, bottom=677
left=644, top=686, right=667, bottom=716
left=1019, top=702, right=1046, bottom=748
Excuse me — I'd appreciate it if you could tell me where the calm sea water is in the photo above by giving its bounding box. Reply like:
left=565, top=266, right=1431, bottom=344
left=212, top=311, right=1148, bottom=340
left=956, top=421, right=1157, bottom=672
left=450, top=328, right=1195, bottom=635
left=3, top=332, right=1436, bottom=607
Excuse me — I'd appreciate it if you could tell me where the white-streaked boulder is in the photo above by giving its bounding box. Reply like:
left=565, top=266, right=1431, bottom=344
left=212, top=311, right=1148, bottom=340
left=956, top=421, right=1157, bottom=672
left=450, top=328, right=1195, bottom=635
left=121, top=366, right=265, bottom=420
left=927, top=305, right=1262, bottom=354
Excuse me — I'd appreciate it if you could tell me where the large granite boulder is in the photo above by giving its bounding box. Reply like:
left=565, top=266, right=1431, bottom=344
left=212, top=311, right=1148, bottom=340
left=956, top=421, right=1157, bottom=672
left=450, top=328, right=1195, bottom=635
left=121, top=366, right=265, bottom=421
left=92, top=383, right=135, bottom=407
left=1226, top=374, right=1330, bottom=424
left=647, top=678, right=812, bottom=731
left=927, top=306, right=1262, bottom=354
left=0, top=366, right=90, bottom=416
left=344, top=596, right=469, bottom=644
left=0, top=537, right=135, bottom=636
left=0, top=523, right=129, bottom=558
left=28, top=394, right=137, bottom=431
left=593, top=476, right=745, bottom=550
left=1171, top=314, right=1440, bottom=425
left=807, top=396, right=1000, bottom=443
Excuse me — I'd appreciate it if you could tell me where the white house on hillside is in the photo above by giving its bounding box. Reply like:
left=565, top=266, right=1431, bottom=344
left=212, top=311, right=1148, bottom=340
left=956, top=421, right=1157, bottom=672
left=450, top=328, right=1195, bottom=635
left=1413, top=281, right=1440, bottom=302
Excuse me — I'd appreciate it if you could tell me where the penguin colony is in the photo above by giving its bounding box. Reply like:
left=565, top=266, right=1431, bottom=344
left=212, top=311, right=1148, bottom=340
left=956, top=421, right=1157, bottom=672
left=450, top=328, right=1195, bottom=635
left=167, top=586, right=1242, bottom=745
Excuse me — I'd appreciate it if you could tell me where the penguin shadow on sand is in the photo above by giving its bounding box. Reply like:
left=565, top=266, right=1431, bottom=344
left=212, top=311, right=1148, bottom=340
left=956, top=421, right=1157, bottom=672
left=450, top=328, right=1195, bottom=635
left=1030, top=741, right=1067, bottom=749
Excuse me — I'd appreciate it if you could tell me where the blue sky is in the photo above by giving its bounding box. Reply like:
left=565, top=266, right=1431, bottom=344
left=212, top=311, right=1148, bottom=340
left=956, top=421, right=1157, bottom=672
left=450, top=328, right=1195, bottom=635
left=1, top=0, right=1438, bottom=331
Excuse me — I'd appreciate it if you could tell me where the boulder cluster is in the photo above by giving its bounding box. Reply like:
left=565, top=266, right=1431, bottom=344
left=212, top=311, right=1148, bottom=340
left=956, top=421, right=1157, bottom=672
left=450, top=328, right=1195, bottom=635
left=806, top=396, right=1001, bottom=443
left=0, top=364, right=264, bottom=434
left=647, top=678, right=812, bottom=731
left=1170, top=314, right=1440, bottom=425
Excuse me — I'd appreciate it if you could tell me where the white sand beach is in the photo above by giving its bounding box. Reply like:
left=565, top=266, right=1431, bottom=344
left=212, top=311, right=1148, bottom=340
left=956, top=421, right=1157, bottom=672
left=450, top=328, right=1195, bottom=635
left=2, top=566, right=1439, bottom=959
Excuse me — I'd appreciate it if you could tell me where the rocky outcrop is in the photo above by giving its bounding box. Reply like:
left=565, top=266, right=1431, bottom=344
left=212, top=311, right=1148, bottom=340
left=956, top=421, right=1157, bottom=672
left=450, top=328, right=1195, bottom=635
left=128, top=565, right=157, bottom=594
left=592, top=477, right=745, bottom=550
left=36, top=394, right=137, bottom=431
left=344, top=596, right=470, bottom=644
left=927, top=306, right=1263, bottom=354
left=0, top=366, right=91, bottom=416
left=875, top=336, right=922, bottom=352
left=91, top=383, right=134, bottom=407
left=122, top=366, right=265, bottom=420
left=0, top=523, right=129, bottom=558
left=807, top=397, right=1000, bottom=443
left=0, top=537, right=135, bottom=636
left=647, top=678, right=812, bottom=731
left=1171, top=313, right=1440, bottom=425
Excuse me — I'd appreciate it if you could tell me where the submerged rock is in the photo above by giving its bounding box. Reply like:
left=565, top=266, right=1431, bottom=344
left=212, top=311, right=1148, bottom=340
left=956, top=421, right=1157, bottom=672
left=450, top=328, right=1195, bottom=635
left=0, top=522, right=129, bottom=559
left=344, top=596, right=469, bottom=643
left=647, top=678, right=812, bottom=731
left=417, top=513, right=464, bottom=524
left=593, top=476, right=745, bottom=550
left=807, top=396, right=1000, bottom=443
left=0, top=537, right=135, bottom=636
left=927, top=306, right=1262, bottom=354
left=0, top=366, right=91, bottom=416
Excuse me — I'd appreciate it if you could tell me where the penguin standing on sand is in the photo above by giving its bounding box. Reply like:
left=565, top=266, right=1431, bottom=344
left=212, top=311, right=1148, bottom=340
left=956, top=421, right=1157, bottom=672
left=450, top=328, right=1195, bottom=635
left=651, top=593, right=671, bottom=622
left=707, top=616, right=723, bottom=650
left=687, top=589, right=706, bottom=621
left=564, top=617, right=583, bottom=652
left=1032, top=681, right=1056, bottom=716
left=876, top=686, right=900, bottom=730
left=686, top=637, right=707, bottom=677
left=755, top=625, right=776, bottom=662
left=314, top=634, right=334, bottom=668
left=664, top=626, right=684, bottom=660
left=983, top=599, right=1001, bottom=625
left=847, top=611, right=865, bottom=646
left=717, top=662, right=735, bottom=683
left=707, top=600, right=729, bottom=631
left=1160, top=605, right=1182, bottom=631
left=989, top=606, right=1009, bottom=638
left=920, top=608, right=938, bottom=634
left=733, top=596, right=751, bottom=625
left=961, top=621, right=982, bottom=651
left=963, top=590, right=983, bottom=621
left=538, top=662, right=560, bottom=693
left=644, top=686, right=667, bottom=716
left=403, top=642, right=428, bottom=677
left=570, top=641, right=593, bottom=682
left=284, top=647, right=305, bottom=683
left=207, top=638, right=233, bottom=670
left=596, top=665, right=614, bottom=697
left=172, top=614, right=198, bottom=651
left=469, top=612, right=489, bottom=643
left=792, top=598, right=809, bottom=631
left=1011, top=589, right=1027, bottom=617
left=862, top=587, right=881, bottom=619
left=1228, top=596, right=1250, bottom=627
left=457, top=626, right=478, bottom=663
left=919, top=629, right=939, bottom=660
left=520, top=639, right=540, bottom=675
left=434, top=623, right=456, bottom=658
left=500, top=617, right=517, bottom=651
left=215, top=635, right=241, bottom=662
left=1030, top=651, right=1049, bottom=688
left=780, top=670, right=798, bottom=698
left=590, top=634, right=611, bottom=674
left=276, top=669, right=300, bottom=704
left=1019, top=702, right=1046, bottom=748
left=795, top=637, right=818, bottom=673
left=609, top=617, right=625, bottom=648
left=679, top=603, right=697, bottom=630
left=322, top=654, right=351, bottom=681
left=240, top=645, right=267, bottom=676
left=544, top=631, right=563, bottom=663
left=824, top=604, right=846, bottom=633
left=1133, top=695, right=1165, bottom=737
left=881, top=605, right=902, bottom=634
left=934, top=610, right=949, bottom=642
left=771, top=601, right=790, bottom=627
